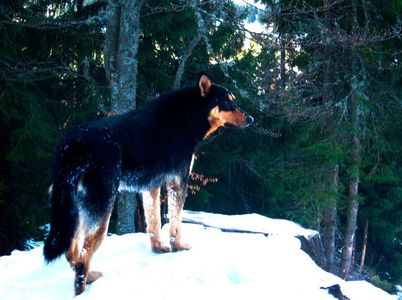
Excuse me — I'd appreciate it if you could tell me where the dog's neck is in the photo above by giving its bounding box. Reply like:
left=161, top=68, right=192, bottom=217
left=154, top=86, right=214, bottom=144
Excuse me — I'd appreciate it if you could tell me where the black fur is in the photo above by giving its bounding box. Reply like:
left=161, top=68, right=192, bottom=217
left=43, top=75, right=253, bottom=263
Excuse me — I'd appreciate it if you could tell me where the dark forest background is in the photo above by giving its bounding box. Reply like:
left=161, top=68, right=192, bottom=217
left=0, top=0, right=401, bottom=292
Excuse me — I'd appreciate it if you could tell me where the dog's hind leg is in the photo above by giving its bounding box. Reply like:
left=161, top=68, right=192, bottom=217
left=68, top=218, right=109, bottom=296
left=68, top=155, right=120, bottom=295
left=143, top=188, right=170, bottom=253
left=168, top=178, right=191, bottom=251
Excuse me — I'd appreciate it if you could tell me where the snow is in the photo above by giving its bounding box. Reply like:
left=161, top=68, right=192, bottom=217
left=183, top=210, right=318, bottom=238
left=0, top=211, right=397, bottom=300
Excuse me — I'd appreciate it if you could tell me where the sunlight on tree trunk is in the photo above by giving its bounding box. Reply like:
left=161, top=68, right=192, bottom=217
left=359, top=219, right=369, bottom=273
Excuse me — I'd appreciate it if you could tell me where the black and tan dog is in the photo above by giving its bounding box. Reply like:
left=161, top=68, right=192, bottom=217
left=43, top=74, right=253, bottom=295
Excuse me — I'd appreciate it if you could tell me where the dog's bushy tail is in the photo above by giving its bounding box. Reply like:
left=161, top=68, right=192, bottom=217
left=43, top=179, right=79, bottom=263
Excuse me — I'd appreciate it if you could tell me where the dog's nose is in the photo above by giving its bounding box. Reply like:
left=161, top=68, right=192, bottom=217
left=246, top=115, right=254, bottom=125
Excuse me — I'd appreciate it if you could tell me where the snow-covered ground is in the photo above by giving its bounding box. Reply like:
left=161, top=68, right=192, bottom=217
left=0, top=211, right=397, bottom=300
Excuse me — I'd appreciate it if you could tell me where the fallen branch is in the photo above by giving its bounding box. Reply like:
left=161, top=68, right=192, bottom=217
left=182, top=218, right=269, bottom=237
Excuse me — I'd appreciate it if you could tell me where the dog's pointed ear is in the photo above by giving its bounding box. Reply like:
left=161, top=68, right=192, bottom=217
left=198, top=73, right=212, bottom=97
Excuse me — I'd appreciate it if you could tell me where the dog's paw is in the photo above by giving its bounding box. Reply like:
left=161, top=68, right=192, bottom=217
left=87, top=271, right=103, bottom=284
left=151, top=243, right=171, bottom=253
left=170, top=241, right=191, bottom=252
left=150, top=236, right=171, bottom=253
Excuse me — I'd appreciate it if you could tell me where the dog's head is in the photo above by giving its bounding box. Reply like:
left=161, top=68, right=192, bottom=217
left=198, top=74, right=254, bottom=138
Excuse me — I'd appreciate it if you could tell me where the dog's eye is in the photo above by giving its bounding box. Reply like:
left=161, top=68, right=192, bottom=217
left=223, top=100, right=236, bottom=110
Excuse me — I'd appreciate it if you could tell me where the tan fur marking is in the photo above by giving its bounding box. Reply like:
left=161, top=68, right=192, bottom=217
left=66, top=237, right=78, bottom=267
left=66, top=218, right=109, bottom=296
left=221, top=109, right=248, bottom=127
left=205, top=106, right=248, bottom=138
left=143, top=188, right=170, bottom=253
left=228, top=93, right=236, bottom=101
left=168, top=178, right=191, bottom=251
left=205, top=106, right=225, bottom=138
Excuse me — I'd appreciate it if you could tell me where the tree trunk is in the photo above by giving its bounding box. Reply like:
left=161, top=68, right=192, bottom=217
left=322, top=0, right=338, bottom=275
left=104, top=0, right=121, bottom=106
left=134, top=194, right=146, bottom=233
left=172, top=0, right=219, bottom=89
left=276, top=0, right=286, bottom=87
left=279, top=35, right=286, bottom=89
left=339, top=188, right=359, bottom=279
left=115, top=0, right=142, bottom=112
left=339, top=86, right=361, bottom=280
left=116, top=191, right=136, bottom=235
left=352, top=232, right=356, bottom=266
left=359, top=219, right=368, bottom=273
left=323, top=165, right=338, bottom=273
left=172, top=32, right=202, bottom=89
left=339, top=0, right=361, bottom=280
left=104, top=0, right=143, bottom=234
left=76, top=0, right=84, bottom=12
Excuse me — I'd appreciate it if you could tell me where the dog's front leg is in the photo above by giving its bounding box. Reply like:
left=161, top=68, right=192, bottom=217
left=143, top=188, right=170, bottom=253
left=168, top=178, right=191, bottom=251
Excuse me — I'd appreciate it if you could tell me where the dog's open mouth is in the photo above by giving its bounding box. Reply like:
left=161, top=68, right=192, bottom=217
left=224, top=115, right=254, bottom=129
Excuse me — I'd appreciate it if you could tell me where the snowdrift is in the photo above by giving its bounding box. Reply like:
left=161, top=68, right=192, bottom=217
left=0, top=211, right=397, bottom=300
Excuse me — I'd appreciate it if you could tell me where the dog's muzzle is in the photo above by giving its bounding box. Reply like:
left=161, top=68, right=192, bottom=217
left=244, top=114, right=254, bottom=127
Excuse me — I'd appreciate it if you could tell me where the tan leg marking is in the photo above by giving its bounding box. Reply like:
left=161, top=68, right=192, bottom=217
left=168, top=179, right=191, bottom=251
left=66, top=218, right=109, bottom=296
left=143, top=188, right=170, bottom=253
